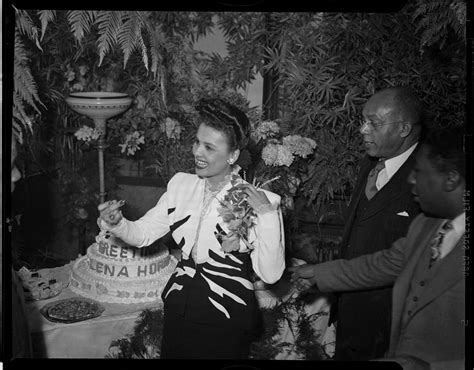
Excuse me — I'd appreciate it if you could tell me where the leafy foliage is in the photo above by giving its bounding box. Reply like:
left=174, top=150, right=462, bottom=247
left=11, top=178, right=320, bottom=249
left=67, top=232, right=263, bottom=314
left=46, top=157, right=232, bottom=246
left=13, top=9, right=47, bottom=142
left=12, top=10, right=213, bottom=143
left=106, top=308, right=164, bottom=359
left=250, top=292, right=330, bottom=360
left=412, top=0, right=466, bottom=50
left=105, top=293, right=328, bottom=360
left=211, top=6, right=465, bottom=215
left=13, top=5, right=466, bottom=221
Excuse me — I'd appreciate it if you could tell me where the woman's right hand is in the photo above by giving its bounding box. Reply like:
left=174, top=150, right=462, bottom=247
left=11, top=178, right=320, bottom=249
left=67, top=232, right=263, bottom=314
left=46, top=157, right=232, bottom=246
left=98, top=199, right=125, bottom=226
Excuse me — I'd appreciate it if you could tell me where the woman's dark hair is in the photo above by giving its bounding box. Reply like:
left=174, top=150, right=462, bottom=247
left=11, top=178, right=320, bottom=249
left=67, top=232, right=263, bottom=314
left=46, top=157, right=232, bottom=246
left=195, top=98, right=250, bottom=150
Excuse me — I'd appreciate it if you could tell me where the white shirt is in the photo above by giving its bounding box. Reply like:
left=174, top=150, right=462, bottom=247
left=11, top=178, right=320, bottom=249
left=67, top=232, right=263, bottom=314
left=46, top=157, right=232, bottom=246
left=376, top=142, right=418, bottom=190
left=439, top=212, right=466, bottom=259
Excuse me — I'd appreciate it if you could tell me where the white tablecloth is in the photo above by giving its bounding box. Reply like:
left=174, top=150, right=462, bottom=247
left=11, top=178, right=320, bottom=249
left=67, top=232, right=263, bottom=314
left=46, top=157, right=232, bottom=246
left=26, top=263, right=335, bottom=359
left=26, top=262, right=160, bottom=358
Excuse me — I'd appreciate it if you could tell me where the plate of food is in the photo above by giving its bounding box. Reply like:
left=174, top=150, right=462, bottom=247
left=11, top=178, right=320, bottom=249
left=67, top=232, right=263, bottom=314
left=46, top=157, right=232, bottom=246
left=40, top=297, right=105, bottom=323
left=16, top=267, right=68, bottom=301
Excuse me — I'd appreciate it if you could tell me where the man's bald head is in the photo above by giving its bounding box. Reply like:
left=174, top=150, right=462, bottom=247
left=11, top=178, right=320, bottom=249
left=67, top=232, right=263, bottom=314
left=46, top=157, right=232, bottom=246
left=370, top=87, right=424, bottom=134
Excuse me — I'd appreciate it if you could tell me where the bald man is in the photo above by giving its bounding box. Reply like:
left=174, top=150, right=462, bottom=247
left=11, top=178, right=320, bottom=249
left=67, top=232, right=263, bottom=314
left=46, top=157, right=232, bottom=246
left=330, top=87, right=423, bottom=360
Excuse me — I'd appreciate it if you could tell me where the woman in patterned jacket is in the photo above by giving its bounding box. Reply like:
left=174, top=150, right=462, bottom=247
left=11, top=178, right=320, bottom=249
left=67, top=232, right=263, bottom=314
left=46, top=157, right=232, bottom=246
left=98, top=98, right=286, bottom=359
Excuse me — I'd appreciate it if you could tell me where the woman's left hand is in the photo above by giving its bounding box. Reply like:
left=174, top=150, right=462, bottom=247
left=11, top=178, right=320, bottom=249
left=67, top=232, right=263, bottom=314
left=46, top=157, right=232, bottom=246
left=239, top=184, right=272, bottom=212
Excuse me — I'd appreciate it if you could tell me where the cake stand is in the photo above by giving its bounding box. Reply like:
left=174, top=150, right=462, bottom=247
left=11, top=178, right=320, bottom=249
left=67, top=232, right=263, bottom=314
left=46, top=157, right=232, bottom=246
left=65, top=92, right=133, bottom=203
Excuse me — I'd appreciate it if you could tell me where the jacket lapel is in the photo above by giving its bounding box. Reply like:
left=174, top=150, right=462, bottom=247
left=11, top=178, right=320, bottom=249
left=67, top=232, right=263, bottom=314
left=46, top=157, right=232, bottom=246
left=359, top=151, right=416, bottom=221
left=340, top=158, right=373, bottom=249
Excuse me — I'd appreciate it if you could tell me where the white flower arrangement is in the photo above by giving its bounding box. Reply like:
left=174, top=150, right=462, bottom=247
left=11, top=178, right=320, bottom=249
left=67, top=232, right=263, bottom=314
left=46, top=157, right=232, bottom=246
left=257, top=122, right=317, bottom=167
left=66, top=64, right=90, bottom=92
left=252, top=120, right=280, bottom=142
left=282, top=135, right=317, bottom=158
left=160, top=117, right=182, bottom=140
left=262, top=142, right=295, bottom=167
left=74, top=125, right=101, bottom=142
left=118, top=131, right=145, bottom=156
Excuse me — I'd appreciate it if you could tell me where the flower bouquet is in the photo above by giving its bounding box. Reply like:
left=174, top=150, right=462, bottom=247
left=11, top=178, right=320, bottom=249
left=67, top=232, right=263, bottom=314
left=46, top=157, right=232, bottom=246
left=216, top=174, right=256, bottom=252
left=216, top=174, right=280, bottom=253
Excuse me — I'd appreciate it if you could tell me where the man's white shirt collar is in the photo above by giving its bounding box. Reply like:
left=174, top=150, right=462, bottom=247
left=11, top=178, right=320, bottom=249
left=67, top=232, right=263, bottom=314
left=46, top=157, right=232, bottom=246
left=376, top=142, right=418, bottom=190
left=450, top=212, right=466, bottom=236
left=439, top=212, right=465, bottom=259
left=384, top=142, right=418, bottom=181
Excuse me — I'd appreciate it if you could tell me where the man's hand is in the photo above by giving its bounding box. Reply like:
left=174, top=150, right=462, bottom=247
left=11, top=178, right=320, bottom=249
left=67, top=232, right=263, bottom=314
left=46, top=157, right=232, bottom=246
left=288, top=264, right=318, bottom=292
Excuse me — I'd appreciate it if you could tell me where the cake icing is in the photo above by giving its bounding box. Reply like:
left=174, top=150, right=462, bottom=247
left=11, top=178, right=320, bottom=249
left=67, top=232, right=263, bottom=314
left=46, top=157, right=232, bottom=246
left=70, top=230, right=177, bottom=304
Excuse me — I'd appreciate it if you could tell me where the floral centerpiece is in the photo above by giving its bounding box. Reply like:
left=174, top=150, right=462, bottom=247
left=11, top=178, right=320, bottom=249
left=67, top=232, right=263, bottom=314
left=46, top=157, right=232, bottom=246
left=248, top=119, right=317, bottom=213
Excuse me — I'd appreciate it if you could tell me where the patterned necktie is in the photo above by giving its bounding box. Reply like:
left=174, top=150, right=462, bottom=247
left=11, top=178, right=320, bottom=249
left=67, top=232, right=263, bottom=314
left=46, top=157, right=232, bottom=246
left=428, top=221, right=453, bottom=268
left=365, top=161, right=385, bottom=200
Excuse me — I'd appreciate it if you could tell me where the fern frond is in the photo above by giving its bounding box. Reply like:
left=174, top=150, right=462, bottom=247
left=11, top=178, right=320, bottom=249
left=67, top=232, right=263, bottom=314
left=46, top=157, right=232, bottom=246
left=14, top=64, right=42, bottom=114
left=14, top=7, right=42, bottom=50
left=67, top=10, right=97, bottom=42
left=116, top=12, right=141, bottom=68
left=38, top=10, right=56, bottom=41
left=14, top=32, right=44, bottom=113
left=143, top=14, right=165, bottom=77
left=14, top=32, right=29, bottom=62
left=14, top=61, right=42, bottom=113
left=412, top=0, right=465, bottom=49
left=12, top=119, right=25, bottom=144
left=96, top=10, right=126, bottom=66
left=136, top=30, right=150, bottom=73
left=13, top=92, right=33, bottom=134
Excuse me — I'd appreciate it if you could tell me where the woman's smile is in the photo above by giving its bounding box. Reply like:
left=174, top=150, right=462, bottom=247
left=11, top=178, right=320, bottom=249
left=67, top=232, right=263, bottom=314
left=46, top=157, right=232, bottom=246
left=195, top=158, right=209, bottom=169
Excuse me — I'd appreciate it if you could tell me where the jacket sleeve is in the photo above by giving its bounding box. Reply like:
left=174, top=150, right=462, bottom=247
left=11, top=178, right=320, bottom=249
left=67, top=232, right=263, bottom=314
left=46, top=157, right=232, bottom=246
left=248, top=192, right=286, bottom=284
left=313, top=234, right=407, bottom=292
left=98, top=175, right=183, bottom=247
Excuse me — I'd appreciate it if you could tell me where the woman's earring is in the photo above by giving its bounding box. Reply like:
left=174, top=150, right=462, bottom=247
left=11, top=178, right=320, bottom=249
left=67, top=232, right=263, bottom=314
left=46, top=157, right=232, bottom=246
left=227, top=159, right=234, bottom=165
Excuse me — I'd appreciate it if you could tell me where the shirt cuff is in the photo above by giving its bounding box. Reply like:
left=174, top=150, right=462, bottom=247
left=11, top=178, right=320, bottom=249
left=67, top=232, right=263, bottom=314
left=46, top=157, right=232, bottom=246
left=97, top=217, right=125, bottom=231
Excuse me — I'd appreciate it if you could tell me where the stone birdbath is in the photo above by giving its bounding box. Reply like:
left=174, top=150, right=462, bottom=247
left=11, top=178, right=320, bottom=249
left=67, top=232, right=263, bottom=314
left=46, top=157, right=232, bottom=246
left=65, top=92, right=133, bottom=203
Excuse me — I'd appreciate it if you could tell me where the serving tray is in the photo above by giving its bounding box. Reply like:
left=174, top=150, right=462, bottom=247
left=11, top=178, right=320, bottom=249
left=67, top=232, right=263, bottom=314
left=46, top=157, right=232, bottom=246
left=40, top=297, right=105, bottom=323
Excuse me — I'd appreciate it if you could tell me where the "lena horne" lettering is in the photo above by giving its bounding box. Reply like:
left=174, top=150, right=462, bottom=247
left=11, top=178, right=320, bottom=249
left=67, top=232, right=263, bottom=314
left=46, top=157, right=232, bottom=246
left=137, top=257, right=170, bottom=277
left=89, top=259, right=129, bottom=277
left=89, top=256, right=169, bottom=278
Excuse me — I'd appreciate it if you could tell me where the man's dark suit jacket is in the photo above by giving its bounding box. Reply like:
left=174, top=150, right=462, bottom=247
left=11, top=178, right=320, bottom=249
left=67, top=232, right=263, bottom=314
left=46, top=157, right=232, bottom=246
left=333, top=148, right=421, bottom=360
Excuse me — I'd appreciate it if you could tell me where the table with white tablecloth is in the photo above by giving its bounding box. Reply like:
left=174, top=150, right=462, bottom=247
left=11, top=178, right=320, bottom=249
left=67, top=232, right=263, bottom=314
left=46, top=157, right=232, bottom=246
left=25, top=263, right=335, bottom=359
left=25, top=262, right=161, bottom=358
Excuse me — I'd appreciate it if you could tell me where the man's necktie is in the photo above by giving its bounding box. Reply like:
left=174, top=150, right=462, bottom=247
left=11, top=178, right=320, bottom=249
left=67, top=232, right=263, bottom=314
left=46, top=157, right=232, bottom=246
left=429, top=221, right=453, bottom=268
left=365, top=161, right=385, bottom=200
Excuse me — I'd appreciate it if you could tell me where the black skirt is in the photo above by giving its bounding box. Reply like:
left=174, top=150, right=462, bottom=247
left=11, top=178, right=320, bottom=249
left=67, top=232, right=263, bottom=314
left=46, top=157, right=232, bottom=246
left=160, top=252, right=262, bottom=359
left=160, top=308, right=256, bottom=359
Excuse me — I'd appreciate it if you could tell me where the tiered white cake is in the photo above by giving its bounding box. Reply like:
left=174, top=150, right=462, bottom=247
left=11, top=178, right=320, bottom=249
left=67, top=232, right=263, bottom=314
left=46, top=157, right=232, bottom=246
left=70, top=230, right=177, bottom=304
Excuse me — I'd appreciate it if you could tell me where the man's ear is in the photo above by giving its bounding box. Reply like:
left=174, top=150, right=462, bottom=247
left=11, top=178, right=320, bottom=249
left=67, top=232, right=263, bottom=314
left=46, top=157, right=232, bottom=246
left=444, top=169, right=462, bottom=192
left=399, top=122, right=413, bottom=138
